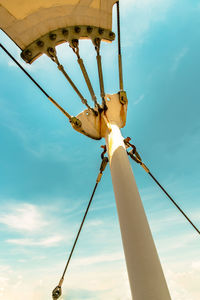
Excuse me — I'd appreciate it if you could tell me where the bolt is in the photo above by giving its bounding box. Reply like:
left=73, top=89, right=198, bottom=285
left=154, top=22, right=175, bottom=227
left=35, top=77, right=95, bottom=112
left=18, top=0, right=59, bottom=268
left=109, top=31, right=115, bottom=39
left=36, top=40, right=44, bottom=47
left=87, top=26, right=93, bottom=34
left=24, top=49, right=32, bottom=58
left=49, top=33, right=57, bottom=40
left=98, top=28, right=104, bottom=35
left=74, top=26, right=81, bottom=34
left=62, top=28, right=69, bottom=36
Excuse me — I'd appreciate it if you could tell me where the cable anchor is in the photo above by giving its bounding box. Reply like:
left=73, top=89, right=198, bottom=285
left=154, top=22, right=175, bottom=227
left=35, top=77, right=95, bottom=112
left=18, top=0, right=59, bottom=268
left=70, top=116, right=82, bottom=128
left=124, top=137, right=149, bottom=173
left=52, top=285, right=62, bottom=300
left=124, top=137, right=200, bottom=235
left=97, top=146, right=108, bottom=182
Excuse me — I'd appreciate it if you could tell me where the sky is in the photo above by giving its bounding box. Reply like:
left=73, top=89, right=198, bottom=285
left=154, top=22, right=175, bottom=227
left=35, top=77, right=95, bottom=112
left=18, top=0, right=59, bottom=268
left=0, top=0, right=200, bottom=299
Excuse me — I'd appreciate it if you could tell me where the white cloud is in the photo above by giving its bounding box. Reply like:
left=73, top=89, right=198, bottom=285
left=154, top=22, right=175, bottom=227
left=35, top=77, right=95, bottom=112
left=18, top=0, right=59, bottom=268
left=171, top=47, right=189, bottom=72
left=84, top=219, right=103, bottom=228
left=65, top=260, right=131, bottom=298
left=6, top=235, right=63, bottom=247
left=133, top=94, right=145, bottom=105
left=7, top=58, right=33, bottom=70
left=73, top=252, right=124, bottom=267
left=164, top=260, right=200, bottom=300
left=191, top=260, right=200, bottom=270
left=0, top=203, right=48, bottom=232
left=120, top=0, right=173, bottom=48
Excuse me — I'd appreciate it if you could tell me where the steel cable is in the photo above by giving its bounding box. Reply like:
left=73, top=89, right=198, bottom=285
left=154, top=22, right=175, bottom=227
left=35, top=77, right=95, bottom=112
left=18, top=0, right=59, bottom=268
left=0, top=43, right=72, bottom=120
left=52, top=152, right=108, bottom=300
left=124, top=137, right=200, bottom=235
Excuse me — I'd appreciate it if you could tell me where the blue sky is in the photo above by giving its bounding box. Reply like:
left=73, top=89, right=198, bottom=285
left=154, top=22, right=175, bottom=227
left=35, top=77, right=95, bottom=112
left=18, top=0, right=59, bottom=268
left=0, top=0, right=200, bottom=299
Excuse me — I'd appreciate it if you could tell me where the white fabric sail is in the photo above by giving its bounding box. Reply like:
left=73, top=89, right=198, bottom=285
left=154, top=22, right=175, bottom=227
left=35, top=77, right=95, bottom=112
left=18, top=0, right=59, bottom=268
left=0, top=0, right=116, bottom=49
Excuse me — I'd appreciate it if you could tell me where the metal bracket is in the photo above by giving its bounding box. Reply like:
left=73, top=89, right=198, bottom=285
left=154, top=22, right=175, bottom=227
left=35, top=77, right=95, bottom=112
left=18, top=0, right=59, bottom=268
left=70, top=92, right=128, bottom=140
left=21, top=25, right=115, bottom=64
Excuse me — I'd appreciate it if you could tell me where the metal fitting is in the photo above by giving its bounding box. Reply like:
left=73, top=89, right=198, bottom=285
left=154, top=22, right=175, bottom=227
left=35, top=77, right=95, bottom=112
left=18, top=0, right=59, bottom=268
left=24, top=49, right=32, bottom=59
left=70, top=117, right=82, bottom=128
left=119, top=91, right=128, bottom=105
left=100, top=157, right=109, bottom=173
left=52, top=286, right=62, bottom=300
left=109, top=31, right=115, bottom=38
left=47, top=47, right=56, bottom=56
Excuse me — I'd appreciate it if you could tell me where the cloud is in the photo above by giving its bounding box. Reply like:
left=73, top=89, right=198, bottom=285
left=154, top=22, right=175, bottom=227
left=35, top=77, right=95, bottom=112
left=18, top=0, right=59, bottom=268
left=64, top=259, right=131, bottom=299
left=0, top=107, right=72, bottom=162
left=164, top=259, right=200, bottom=300
left=72, top=252, right=124, bottom=267
left=84, top=219, right=103, bottom=228
left=133, top=94, right=145, bottom=105
left=0, top=203, right=48, bottom=232
left=171, top=47, right=189, bottom=72
left=6, top=235, right=63, bottom=247
left=120, top=0, right=173, bottom=48
left=7, top=57, right=33, bottom=70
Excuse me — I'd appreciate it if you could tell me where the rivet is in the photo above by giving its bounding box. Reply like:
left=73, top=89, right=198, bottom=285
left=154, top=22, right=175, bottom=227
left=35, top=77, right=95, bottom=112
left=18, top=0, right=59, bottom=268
left=87, top=26, right=93, bottom=34
left=36, top=40, right=44, bottom=47
left=109, top=31, right=115, bottom=39
left=24, top=49, right=32, bottom=58
left=49, top=33, right=57, bottom=40
left=98, top=28, right=104, bottom=35
left=74, top=26, right=81, bottom=34
left=62, top=28, right=69, bottom=36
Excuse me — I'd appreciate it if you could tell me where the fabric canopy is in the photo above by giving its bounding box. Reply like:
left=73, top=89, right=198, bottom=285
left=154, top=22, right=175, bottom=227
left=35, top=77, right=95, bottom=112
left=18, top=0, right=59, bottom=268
left=0, top=0, right=116, bottom=49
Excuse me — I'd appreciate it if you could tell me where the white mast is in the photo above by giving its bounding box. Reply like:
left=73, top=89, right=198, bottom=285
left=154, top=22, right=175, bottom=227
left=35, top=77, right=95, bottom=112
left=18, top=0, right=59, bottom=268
left=74, top=92, right=171, bottom=299
left=105, top=124, right=171, bottom=299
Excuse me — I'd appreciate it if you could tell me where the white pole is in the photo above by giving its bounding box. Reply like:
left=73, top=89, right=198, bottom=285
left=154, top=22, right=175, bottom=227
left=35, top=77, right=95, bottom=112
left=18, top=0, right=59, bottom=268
left=105, top=123, right=171, bottom=300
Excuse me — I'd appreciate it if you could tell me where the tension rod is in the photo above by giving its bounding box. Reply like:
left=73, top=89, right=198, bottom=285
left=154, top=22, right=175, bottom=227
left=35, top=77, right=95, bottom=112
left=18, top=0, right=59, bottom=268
left=94, top=38, right=107, bottom=110
left=70, top=39, right=100, bottom=112
left=47, top=47, right=96, bottom=114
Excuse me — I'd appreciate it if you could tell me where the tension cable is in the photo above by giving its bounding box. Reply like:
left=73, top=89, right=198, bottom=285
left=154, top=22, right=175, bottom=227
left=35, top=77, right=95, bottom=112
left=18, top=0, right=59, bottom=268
left=0, top=43, right=72, bottom=121
left=124, top=137, right=200, bottom=235
left=52, top=146, right=109, bottom=300
left=0, top=43, right=95, bottom=137
left=116, top=1, right=124, bottom=91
